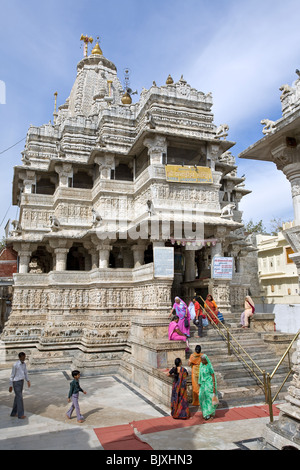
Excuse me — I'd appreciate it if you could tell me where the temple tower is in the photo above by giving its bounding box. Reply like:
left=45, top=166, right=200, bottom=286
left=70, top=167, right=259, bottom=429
left=1, top=38, right=252, bottom=395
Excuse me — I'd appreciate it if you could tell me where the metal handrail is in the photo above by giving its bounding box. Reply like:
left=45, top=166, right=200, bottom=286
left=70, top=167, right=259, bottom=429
left=270, top=329, right=299, bottom=379
left=200, top=296, right=265, bottom=385
left=198, top=297, right=299, bottom=421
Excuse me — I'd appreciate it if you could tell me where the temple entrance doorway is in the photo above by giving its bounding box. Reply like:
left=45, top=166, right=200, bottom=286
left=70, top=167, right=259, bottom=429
left=194, top=287, right=208, bottom=303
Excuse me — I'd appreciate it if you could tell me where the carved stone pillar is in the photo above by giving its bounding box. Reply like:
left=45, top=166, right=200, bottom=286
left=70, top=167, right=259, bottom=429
left=289, top=177, right=300, bottom=225
left=13, top=242, right=37, bottom=273
left=83, top=241, right=98, bottom=270
left=19, top=170, right=36, bottom=194
left=49, top=240, right=72, bottom=271
left=238, top=75, right=300, bottom=449
left=209, top=227, right=231, bottom=314
left=19, top=252, right=31, bottom=273
left=271, top=140, right=300, bottom=224
left=143, top=135, right=167, bottom=165
left=262, top=147, right=300, bottom=450
left=208, top=279, right=231, bottom=315
left=94, top=154, right=115, bottom=180
left=55, top=163, right=73, bottom=187
left=132, top=243, right=146, bottom=268
left=89, top=248, right=98, bottom=269
left=184, top=248, right=195, bottom=282
left=211, top=239, right=222, bottom=258
left=55, top=248, right=69, bottom=271
left=210, top=226, right=227, bottom=276
left=97, top=243, right=112, bottom=268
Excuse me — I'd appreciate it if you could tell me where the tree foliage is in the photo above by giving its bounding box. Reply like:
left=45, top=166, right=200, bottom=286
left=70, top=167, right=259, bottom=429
left=243, top=217, right=288, bottom=235
left=243, top=219, right=267, bottom=234
left=269, top=217, right=284, bottom=235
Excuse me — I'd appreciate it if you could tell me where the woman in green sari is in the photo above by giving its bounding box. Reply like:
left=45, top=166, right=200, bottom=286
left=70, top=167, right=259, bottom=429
left=198, top=354, right=218, bottom=420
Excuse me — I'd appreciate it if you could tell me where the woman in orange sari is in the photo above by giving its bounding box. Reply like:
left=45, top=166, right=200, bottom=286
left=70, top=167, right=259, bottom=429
left=188, top=345, right=202, bottom=406
left=204, top=294, right=219, bottom=325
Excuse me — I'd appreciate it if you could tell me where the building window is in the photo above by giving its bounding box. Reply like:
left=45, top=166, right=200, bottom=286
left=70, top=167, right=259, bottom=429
left=114, top=163, right=133, bottom=181
left=36, top=177, right=56, bottom=195
left=286, top=247, right=294, bottom=264
left=72, top=171, right=93, bottom=189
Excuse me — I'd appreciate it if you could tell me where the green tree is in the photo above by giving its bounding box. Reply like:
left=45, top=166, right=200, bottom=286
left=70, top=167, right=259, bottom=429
left=269, top=217, right=285, bottom=235
left=243, top=219, right=267, bottom=234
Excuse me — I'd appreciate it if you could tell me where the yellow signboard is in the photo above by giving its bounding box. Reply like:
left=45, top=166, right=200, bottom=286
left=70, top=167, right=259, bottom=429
left=165, top=165, right=213, bottom=184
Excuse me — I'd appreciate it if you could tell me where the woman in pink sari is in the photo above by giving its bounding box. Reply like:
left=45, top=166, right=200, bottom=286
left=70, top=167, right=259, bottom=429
left=168, top=316, right=190, bottom=351
left=169, top=297, right=191, bottom=337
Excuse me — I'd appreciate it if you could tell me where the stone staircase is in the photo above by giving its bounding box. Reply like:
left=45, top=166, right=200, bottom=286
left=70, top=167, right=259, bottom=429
left=184, top=311, right=293, bottom=408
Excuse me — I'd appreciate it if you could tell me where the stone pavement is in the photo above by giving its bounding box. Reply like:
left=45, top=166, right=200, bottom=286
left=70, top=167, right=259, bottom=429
left=0, top=368, right=279, bottom=451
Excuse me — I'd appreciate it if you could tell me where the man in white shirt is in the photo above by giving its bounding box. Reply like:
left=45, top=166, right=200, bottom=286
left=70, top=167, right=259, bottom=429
left=9, top=352, right=31, bottom=419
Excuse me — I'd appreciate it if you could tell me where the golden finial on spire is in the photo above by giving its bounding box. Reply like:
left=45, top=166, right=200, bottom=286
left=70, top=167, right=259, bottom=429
left=166, top=74, right=174, bottom=85
left=121, top=91, right=132, bottom=105
left=80, top=34, right=93, bottom=57
left=91, top=36, right=103, bottom=55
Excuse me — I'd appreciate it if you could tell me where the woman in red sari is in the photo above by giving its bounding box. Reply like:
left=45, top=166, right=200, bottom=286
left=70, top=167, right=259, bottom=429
left=168, top=358, right=190, bottom=419
left=204, top=294, right=219, bottom=325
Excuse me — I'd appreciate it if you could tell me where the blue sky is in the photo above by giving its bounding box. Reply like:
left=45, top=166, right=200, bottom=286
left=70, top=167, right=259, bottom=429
left=1, top=0, right=300, bottom=238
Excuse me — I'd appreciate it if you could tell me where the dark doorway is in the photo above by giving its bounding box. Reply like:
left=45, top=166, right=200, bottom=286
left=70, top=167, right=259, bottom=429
left=67, top=245, right=88, bottom=271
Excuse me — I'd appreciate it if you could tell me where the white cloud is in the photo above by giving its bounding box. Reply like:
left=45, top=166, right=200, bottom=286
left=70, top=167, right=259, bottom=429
left=185, top=0, right=300, bottom=127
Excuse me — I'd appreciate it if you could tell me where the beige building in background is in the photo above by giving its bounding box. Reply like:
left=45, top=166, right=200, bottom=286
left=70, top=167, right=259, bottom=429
left=257, top=224, right=300, bottom=305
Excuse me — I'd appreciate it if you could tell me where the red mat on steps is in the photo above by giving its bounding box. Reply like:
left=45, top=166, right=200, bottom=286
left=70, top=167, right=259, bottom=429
left=93, top=423, right=153, bottom=450
left=94, top=404, right=279, bottom=450
left=130, top=404, right=279, bottom=435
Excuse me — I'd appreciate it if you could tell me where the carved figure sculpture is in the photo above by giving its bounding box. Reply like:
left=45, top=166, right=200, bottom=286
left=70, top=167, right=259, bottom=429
left=261, top=119, right=276, bottom=135
left=10, top=220, right=22, bottom=235
left=221, top=203, right=235, bottom=218
left=215, top=124, right=229, bottom=140
left=279, top=84, right=293, bottom=95
left=92, top=208, right=102, bottom=226
left=49, top=215, right=61, bottom=231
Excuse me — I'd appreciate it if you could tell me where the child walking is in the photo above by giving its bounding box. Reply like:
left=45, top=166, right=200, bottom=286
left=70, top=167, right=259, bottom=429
left=66, top=370, right=87, bottom=423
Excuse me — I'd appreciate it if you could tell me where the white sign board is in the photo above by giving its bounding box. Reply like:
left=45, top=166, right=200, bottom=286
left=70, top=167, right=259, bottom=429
left=212, top=256, right=233, bottom=279
left=154, top=247, right=174, bottom=278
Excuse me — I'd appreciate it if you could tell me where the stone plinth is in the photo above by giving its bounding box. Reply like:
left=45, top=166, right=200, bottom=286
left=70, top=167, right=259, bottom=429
left=0, top=266, right=173, bottom=371
left=263, top=332, right=297, bottom=356
left=250, top=313, right=276, bottom=332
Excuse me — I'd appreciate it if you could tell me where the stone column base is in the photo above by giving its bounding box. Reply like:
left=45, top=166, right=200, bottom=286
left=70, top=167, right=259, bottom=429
left=260, top=412, right=300, bottom=450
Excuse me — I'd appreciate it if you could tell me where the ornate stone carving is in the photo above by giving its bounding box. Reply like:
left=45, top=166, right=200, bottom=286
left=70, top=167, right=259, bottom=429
left=261, top=119, right=276, bottom=135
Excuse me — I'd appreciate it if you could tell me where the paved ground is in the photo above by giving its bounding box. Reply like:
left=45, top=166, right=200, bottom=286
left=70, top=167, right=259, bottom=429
left=0, top=367, right=279, bottom=451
